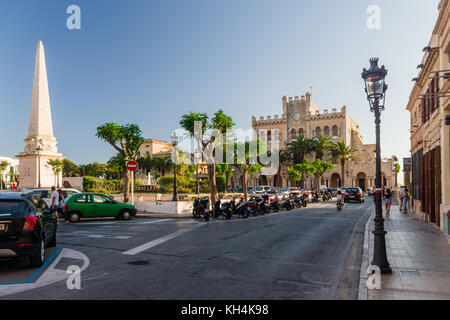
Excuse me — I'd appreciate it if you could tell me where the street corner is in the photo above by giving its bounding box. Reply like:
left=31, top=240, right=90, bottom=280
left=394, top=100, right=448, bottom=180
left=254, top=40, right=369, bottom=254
left=0, top=247, right=89, bottom=298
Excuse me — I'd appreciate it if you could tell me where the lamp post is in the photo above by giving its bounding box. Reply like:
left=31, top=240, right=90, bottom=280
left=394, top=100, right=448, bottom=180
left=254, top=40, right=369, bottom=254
left=171, top=132, right=178, bottom=201
left=362, top=57, right=392, bottom=274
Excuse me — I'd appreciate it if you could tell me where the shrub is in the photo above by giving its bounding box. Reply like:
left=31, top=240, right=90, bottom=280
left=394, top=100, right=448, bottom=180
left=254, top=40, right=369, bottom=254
left=216, top=176, right=226, bottom=193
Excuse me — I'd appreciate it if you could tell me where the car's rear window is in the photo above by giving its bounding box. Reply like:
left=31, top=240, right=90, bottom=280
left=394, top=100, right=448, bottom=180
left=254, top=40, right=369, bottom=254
left=347, top=188, right=360, bottom=192
left=0, top=200, right=27, bottom=215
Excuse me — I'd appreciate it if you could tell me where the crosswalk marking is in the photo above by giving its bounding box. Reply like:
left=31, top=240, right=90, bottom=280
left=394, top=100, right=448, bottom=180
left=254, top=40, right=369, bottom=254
left=122, top=223, right=206, bottom=255
left=137, top=219, right=175, bottom=224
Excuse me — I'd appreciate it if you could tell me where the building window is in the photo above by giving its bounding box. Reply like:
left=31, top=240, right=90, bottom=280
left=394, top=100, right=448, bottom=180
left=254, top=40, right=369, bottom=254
left=315, top=127, right=321, bottom=137
left=332, top=125, right=338, bottom=136
left=260, top=131, right=266, bottom=140
left=299, top=128, right=304, bottom=138
left=267, top=131, right=272, bottom=141
left=291, top=129, right=297, bottom=140
left=324, top=126, right=330, bottom=136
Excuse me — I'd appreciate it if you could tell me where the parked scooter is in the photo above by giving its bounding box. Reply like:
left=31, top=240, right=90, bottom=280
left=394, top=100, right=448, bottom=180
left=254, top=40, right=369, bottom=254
left=231, top=196, right=249, bottom=219
left=301, top=192, right=308, bottom=207
left=311, top=191, right=319, bottom=203
left=269, top=196, right=280, bottom=212
left=193, top=197, right=210, bottom=221
left=213, top=197, right=232, bottom=219
left=291, top=194, right=303, bottom=208
left=280, top=196, right=293, bottom=211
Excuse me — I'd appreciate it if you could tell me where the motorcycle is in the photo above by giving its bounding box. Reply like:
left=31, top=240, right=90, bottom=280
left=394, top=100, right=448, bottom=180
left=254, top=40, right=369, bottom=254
left=213, top=198, right=232, bottom=219
left=193, top=197, right=210, bottom=221
left=337, top=199, right=344, bottom=211
left=232, top=197, right=249, bottom=219
left=280, top=196, right=293, bottom=211
left=258, top=194, right=270, bottom=214
left=321, top=191, right=327, bottom=202
left=291, top=194, right=303, bottom=208
left=301, top=193, right=308, bottom=207
left=311, top=191, right=319, bottom=203
left=269, top=196, right=280, bottom=212
left=247, top=196, right=261, bottom=216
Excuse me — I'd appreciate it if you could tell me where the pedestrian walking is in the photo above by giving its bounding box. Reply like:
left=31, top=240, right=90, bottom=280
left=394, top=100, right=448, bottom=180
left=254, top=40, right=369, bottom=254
left=403, top=187, right=410, bottom=214
left=50, top=186, right=59, bottom=222
left=384, top=188, right=392, bottom=216
left=57, top=188, right=69, bottom=224
left=399, top=186, right=406, bottom=213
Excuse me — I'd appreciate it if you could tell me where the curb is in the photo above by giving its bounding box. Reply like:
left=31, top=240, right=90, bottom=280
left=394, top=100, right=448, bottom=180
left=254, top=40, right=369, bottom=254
left=358, top=207, right=374, bottom=300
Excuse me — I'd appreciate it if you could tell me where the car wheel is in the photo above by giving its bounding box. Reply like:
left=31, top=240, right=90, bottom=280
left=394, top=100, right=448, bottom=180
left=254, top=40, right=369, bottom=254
left=30, top=236, right=45, bottom=268
left=69, top=212, right=81, bottom=223
left=121, top=209, right=132, bottom=220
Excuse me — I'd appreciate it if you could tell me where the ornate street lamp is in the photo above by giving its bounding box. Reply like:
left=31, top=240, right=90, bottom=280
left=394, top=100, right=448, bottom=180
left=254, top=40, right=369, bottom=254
left=362, top=58, right=392, bottom=274
left=171, top=132, right=178, bottom=201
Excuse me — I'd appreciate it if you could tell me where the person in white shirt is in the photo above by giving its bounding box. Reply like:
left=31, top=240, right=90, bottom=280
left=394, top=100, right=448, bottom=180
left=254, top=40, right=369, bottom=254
left=49, top=186, right=59, bottom=220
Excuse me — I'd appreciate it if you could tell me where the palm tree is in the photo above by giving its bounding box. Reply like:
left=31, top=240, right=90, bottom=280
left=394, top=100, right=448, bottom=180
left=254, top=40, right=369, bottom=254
left=152, top=155, right=172, bottom=177
left=0, top=160, right=9, bottom=190
left=46, top=159, right=64, bottom=187
left=285, top=136, right=314, bottom=164
left=136, top=152, right=154, bottom=184
left=330, top=141, right=357, bottom=188
left=107, top=154, right=126, bottom=180
left=311, top=135, right=333, bottom=160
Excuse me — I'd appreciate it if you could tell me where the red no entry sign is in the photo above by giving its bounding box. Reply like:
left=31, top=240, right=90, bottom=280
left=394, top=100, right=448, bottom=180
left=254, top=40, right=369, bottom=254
left=126, top=160, right=138, bottom=172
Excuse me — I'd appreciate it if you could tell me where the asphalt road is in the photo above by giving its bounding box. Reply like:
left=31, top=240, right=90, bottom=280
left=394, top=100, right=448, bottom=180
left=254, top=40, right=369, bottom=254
left=0, top=200, right=372, bottom=300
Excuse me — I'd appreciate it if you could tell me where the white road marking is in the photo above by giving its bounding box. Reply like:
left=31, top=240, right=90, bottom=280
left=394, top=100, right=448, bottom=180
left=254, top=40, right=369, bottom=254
left=122, top=223, right=206, bottom=255
left=137, top=219, right=175, bottom=224
left=59, top=232, right=131, bottom=240
left=0, top=248, right=89, bottom=297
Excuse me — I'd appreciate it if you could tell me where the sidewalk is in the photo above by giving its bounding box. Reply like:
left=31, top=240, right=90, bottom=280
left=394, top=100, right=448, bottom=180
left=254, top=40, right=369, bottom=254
left=359, top=204, right=450, bottom=300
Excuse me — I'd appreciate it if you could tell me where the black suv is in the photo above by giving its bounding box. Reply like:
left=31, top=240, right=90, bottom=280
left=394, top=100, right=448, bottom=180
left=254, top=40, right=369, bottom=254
left=344, top=187, right=365, bottom=203
left=0, top=192, right=57, bottom=267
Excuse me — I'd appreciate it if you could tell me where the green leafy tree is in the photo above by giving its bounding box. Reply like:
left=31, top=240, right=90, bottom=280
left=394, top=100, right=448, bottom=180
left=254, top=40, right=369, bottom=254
left=0, top=160, right=9, bottom=190
left=286, top=159, right=315, bottom=187
left=311, top=159, right=334, bottom=191
left=180, top=109, right=234, bottom=204
left=62, top=159, right=80, bottom=177
left=232, top=140, right=265, bottom=200
left=46, top=159, right=64, bottom=187
left=330, top=141, right=357, bottom=188
left=96, top=123, right=145, bottom=203
left=79, top=162, right=108, bottom=177
left=136, top=152, right=154, bottom=183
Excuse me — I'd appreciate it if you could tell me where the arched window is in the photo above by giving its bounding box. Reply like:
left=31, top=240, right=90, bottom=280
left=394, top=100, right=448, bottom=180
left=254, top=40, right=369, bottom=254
left=299, top=128, right=304, bottom=137
left=315, top=127, right=321, bottom=137
left=324, top=126, right=330, bottom=136
left=260, top=131, right=266, bottom=140
left=291, top=129, right=297, bottom=140
left=267, top=131, right=272, bottom=141
left=332, top=125, right=338, bottom=136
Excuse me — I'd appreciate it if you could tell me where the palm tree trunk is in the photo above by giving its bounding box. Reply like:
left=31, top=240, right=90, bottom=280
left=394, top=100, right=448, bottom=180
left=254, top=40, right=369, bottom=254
left=341, top=159, right=345, bottom=188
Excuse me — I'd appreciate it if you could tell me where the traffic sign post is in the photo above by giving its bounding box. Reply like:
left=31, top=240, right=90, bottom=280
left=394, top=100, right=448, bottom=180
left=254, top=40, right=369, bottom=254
left=126, top=161, right=138, bottom=205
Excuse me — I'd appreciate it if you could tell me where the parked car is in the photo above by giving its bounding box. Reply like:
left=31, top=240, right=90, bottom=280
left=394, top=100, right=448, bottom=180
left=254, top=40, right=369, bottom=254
left=327, top=188, right=339, bottom=197
left=344, top=187, right=365, bottom=203
left=0, top=192, right=57, bottom=267
left=63, top=193, right=137, bottom=223
left=22, top=188, right=81, bottom=208
left=278, top=187, right=299, bottom=195
left=255, top=186, right=276, bottom=194
left=367, top=188, right=373, bottom=196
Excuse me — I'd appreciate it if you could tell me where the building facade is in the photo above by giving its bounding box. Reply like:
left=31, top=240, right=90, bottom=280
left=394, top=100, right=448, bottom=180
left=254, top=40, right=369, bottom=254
left=250, top=92, right=395, bottom=189
left=406, top=0, right=450, bottom=235
left=0, top=156, right=19, bottom=189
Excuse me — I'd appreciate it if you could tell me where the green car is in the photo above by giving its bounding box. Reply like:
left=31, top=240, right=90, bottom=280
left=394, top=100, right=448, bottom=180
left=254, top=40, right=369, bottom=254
left=63, top=193, right=137, bottom=223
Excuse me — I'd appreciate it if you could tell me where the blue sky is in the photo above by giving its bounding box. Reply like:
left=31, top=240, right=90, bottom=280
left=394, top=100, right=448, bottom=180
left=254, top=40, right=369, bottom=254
left=0, top=0, right=440, bottom=182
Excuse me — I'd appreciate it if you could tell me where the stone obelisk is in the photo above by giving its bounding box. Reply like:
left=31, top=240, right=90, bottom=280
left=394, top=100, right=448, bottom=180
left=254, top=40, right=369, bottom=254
left=17, top=41, right=64, bottom=188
